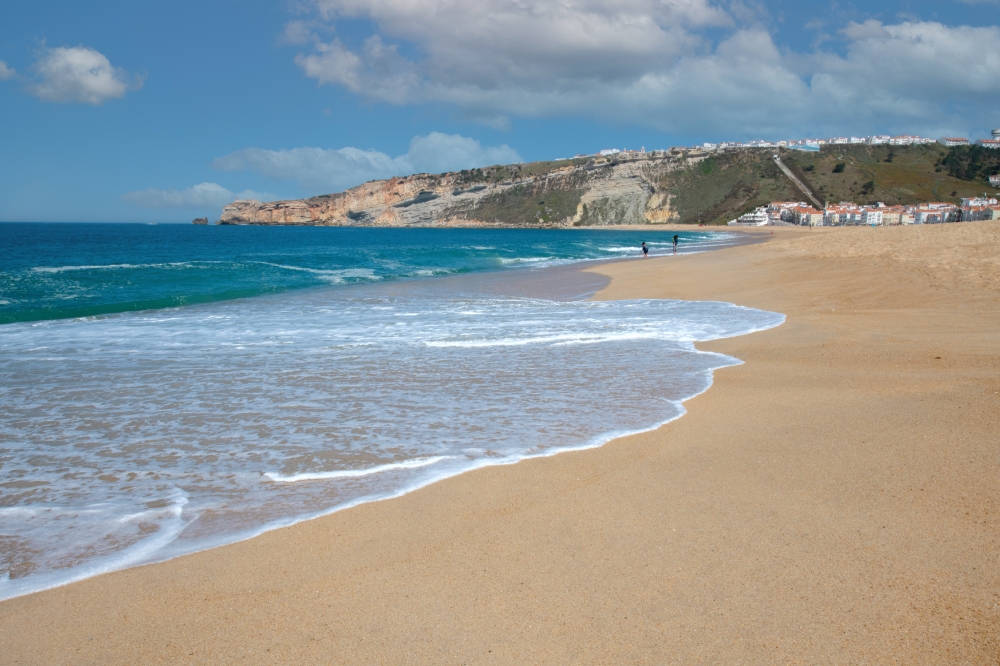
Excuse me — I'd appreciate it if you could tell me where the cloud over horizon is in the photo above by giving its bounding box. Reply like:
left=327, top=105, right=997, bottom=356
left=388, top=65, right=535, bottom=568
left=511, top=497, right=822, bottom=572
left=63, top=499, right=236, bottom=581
left=288, top=1, right=1000, bottom=137
left=121, top=182, right=274, bottom=210
left=212, top=132, right=522, bottom=193
left=29, top=46, right=142, bottom=104
left=0, top=61, right=16, bottom=81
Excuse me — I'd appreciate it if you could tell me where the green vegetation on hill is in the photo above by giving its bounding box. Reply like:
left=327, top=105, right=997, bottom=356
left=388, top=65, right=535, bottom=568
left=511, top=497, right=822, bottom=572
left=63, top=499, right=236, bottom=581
left=942, top=145, right=1000, bottom=182
left=780, top=144, right=994, bottom=208
left=459, top=185, right=585, bottom=225
left=658, top=150, right=800, bottom=225
left=450, top=158, right=590, bottom=188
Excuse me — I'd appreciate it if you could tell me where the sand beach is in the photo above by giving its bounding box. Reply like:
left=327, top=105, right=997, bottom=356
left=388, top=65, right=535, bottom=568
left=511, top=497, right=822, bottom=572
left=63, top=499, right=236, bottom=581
left=2, top=222, right=998, bottom=663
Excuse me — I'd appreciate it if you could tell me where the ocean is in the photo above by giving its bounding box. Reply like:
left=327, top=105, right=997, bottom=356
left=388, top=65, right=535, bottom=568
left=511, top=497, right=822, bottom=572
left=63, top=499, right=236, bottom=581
left=0, top=223, right=783, bottom=600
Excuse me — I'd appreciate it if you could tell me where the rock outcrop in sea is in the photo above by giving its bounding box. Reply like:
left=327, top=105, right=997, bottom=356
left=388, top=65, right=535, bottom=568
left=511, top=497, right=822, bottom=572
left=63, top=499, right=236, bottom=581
left=218, top=152, right=705, bottom=227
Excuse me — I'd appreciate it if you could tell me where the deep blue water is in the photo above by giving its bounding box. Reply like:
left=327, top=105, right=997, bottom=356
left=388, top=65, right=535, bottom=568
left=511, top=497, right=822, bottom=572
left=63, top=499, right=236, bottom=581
left=0, top=223, right=731, bottom=324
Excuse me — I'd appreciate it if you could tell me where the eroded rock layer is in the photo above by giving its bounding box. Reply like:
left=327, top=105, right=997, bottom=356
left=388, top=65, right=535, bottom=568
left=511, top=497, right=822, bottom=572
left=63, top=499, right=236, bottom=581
left=219, top=153, right=701, bottom=227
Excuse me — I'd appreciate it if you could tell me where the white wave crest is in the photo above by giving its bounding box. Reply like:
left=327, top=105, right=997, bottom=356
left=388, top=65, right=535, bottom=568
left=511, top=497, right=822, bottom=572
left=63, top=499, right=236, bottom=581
left=265, top=456, right=451, bottom=483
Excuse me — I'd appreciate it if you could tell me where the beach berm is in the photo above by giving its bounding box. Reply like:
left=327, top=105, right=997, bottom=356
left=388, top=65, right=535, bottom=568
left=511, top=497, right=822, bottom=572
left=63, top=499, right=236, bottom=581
left=1, top=222, right=998, bottom=663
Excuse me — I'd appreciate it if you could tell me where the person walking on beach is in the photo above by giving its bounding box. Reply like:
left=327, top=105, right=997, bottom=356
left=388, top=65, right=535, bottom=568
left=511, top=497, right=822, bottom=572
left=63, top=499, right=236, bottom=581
left=641, top=241, right=648, bottom=258
left=672, top=234, right=679, bottom=254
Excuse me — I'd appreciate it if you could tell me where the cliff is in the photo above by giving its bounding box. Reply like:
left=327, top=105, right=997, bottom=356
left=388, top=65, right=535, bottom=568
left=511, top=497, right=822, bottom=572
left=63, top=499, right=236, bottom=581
left=219, top=153, right=696, bottom=227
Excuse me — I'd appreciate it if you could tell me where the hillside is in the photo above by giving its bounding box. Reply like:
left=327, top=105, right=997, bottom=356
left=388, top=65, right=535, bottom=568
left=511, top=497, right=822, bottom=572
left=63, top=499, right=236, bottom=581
left=779, top=144, right=996, bottom=209
left=217, top=145, right=1000, bottom=227
left=655, top=150, right=800, bottom=225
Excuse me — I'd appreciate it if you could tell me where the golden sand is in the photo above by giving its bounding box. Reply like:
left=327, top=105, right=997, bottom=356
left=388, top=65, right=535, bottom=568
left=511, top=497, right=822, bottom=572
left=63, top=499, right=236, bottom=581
left=2, top=223, right=998, bottom=663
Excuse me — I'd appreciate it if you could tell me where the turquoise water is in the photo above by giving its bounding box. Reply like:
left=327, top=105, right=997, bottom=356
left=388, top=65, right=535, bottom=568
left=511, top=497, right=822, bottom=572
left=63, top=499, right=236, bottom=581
left=1, top=224, right=730, bottom=325
left=0, top=223, right=782, bottom=600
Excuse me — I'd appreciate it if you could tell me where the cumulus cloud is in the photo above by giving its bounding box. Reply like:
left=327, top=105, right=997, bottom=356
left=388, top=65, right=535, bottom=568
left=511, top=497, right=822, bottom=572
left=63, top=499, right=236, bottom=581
left=213, top=146, right=408, bottom=191
left=0, top=61, right=16, bottom=81
left=121, top=183, right=273, bottom=209
left=406, top=132, right=521, bottom=174
left=212, top=132, right=522, bottom=193
left=288, top=1, right=1000, bottom=136
left=29, top=46, right=142, bottom=104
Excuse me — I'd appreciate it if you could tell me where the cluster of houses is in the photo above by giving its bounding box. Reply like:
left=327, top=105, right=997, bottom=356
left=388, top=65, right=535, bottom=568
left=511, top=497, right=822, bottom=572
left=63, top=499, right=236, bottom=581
left=574, top=131, right=1000, bottom=162
left=701, top=136, right=937, bottom=151
left=729, top=197, right=1000, bottom=227
left=700, top=132, right=1000, bottom=152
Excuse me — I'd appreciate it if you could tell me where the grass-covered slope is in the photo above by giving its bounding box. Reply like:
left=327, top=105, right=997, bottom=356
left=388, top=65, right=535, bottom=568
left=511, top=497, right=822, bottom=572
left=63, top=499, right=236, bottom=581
left=658, top=151, right=801, bottom=225
left=462, top=185, right=586, bottom=225
left=781, top=145, right=996, bottom=208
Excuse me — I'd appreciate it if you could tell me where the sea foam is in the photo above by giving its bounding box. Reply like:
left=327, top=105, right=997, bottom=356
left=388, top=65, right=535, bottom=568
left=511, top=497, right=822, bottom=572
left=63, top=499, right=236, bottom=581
left=0, top=283, right=782, bottom=601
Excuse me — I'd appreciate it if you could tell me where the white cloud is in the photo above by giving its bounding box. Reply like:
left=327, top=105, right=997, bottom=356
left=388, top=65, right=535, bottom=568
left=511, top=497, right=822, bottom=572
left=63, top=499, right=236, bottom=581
left=289, top=1, right=1000, bottom=136
left=212, top=132, right=522, bottom=193
left=406, top=132, right=521, bottom=174
left=280, top=20, right=318, bottom=45
left=29, top=46, right=142, bottom=104
left=213, top=146, right=409, bottom=191
left=0, top=61, right=16, bottom=81
left=121, top=183, right=273, bottom=209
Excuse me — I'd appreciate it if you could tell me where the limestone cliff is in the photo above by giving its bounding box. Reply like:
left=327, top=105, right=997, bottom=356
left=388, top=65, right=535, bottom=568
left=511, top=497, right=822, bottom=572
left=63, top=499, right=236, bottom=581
left=218, top=152, right=702, bottom=227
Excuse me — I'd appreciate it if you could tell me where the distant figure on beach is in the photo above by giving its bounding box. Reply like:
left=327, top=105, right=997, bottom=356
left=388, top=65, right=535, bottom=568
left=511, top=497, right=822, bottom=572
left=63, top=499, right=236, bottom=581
left=672, top=235, right=679, bottom=254
left=641, top=241, right=648, bottom=258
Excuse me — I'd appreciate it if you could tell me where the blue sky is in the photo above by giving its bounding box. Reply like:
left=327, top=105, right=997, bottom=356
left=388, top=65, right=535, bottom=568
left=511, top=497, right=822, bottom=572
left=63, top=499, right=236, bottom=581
left=1, top=0, right=999, bottom=222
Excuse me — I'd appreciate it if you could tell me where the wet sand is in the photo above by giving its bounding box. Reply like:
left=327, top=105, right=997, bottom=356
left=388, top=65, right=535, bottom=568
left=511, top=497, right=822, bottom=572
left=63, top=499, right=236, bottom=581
left=2, top=223, right=999, bottom=663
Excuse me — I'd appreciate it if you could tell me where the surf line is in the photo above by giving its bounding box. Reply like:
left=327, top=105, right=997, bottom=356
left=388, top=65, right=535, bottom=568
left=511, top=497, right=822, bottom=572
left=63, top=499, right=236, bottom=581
left=265, top=456, right=452, bottom=483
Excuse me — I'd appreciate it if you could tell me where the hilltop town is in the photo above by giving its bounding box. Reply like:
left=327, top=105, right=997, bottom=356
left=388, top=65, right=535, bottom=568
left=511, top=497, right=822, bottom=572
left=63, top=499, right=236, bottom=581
left=579, top=130, right=1000, bottom=158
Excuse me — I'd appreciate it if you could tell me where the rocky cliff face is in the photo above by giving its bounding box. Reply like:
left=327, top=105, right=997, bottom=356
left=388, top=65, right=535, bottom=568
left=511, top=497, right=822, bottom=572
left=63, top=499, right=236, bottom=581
left=219, top=153, right=700, bottom=227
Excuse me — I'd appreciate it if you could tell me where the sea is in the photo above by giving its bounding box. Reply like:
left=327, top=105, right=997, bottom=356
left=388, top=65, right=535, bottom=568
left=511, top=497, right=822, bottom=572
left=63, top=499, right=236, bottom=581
left=0, top=223, right=784, bottom=600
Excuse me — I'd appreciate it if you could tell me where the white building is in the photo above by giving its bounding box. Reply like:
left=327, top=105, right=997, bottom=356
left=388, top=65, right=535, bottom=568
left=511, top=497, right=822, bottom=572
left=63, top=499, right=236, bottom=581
left=727, top=207, right=769, bottom=226
left=911, top=203, right=959, bottom=223
left=889, top=135, right=927, bottom=145
left=861, top=208, right=883, bottom=226
left=938, top=137, right=970, bottom=147
left=960, top=205, right=1000, bottom=221
left=960, top=197, right=998, bottom=207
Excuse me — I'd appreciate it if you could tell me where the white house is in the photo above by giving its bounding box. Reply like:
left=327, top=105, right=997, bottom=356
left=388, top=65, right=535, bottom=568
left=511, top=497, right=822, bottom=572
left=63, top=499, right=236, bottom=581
left=728, top=207, right=769, bottom=226
left=861, top=208, right=883, bottom=226
left=961, top=197, right=998, bottom=207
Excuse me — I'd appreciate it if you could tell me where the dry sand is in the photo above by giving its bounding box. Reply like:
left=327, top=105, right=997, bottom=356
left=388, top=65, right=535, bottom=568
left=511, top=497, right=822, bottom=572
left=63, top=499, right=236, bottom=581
left=2, top=223, right=999, bottom=664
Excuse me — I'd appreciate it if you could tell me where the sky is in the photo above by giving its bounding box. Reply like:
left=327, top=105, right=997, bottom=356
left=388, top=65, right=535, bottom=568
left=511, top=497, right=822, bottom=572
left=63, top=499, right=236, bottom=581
left=1, top=0, right=999, bottom=222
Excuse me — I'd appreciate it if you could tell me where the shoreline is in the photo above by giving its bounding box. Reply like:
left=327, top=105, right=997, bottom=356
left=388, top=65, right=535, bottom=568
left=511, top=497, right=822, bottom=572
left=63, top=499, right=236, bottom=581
left=2, top=222, right=998, bottom=662
left=0, top=228, right=762, bottom=602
